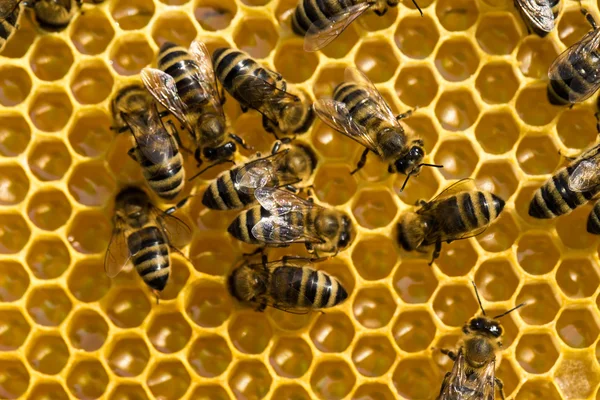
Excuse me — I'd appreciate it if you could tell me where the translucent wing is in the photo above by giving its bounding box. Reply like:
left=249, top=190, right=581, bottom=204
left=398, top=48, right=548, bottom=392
left=515, top=0, right=554, bottom=34
left=155, top=209, right=192, bottom=249
left=188, top=40, right=225, bottom=118
left=235, top=150, right=291, bottom=193
left=304, top=2, right=371, bottom=52
left=425, top=178, right=477, bottom=206
left=0, top=0, right=20, bottom=19
left=438, top=350, right=496, bottom=400
left=568, top=148, right=600, bottom=192
left=313, top=98, right=379, bottom=153
left=251, top=215, right=324, bottom=244
left=254, top=187, right=318, bottom=215
left=122, top=107, right=174, bottom=165
left=141, top=68, right=190, bottom=129
left=104, top=219, right=130, bottom=278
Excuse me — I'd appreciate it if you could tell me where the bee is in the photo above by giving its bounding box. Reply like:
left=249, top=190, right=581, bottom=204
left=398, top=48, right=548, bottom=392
left=437, top=282, right=525, bottom=400
left=105, top=187, right=191, bottom=297
left=201, top=141, right=318, bottom=210
left=514, top=0, right=555, bottom=37
left=141, top=40, right=248, bottom=170
left=528, top=142, right=600, bottom=219
left=212, top=47, right=314, bottom=137
left=290, top=0, right=422, bottom=52
left=397, top=179, right=505, bottom=265
left=314, top=67, right=442, bottom=189
left=228, top=187, right=355, bottom=256
left=112, top=85, right=187, bottom=200
left=228, top=255, right=348, bottom=313
left=547, top=8, right=600, bottom=105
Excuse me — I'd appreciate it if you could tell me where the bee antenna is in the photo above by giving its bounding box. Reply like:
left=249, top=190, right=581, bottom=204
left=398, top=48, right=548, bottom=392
left=471, top=281, right=486, bottom=316
left=399, top=163, right=443, bottom=192
left=399, top=173, right=412, bottom=192
left=420, top=163, right=444, bottom=170
left=493, top=303, right=526, bottom=319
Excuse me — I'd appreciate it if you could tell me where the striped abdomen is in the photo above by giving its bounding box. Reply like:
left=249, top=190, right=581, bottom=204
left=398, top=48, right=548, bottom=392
left=227, top=206, right=309, bottom=244
left=588, top=200, right=600, bottom=234
left=0, top=8, right=19, bottom=52
left=127, top=226, right=170, bottom=291
left=137, top=145, right=185, bottom=200
left=271, top=266, right=347, bottom=309
left=529, top=167, right=600, bottom=218
left=291, top=0, right=363, bottom=35
left=202, top=166, right=255, bottom=210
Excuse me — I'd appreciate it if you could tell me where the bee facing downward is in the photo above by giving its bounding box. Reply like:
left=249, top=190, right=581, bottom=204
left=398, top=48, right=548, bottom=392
left=314, top=67, right=442, bottom=190
left=437, top=282, right=525, bottom=400
left=397, top=179, right=505, bottom=265
left=514, top=0, right=556, bottom=37
left=141, top=40, right=248, bottom=170
left=228, top=187, right=355, bottom=256
left=105, top=187, right=191, bottom=297
left=112, top=85, right=186, bottom=200
left=228, top=255, right=348, bottom=313
left=201, top=141, right=318, bottom=210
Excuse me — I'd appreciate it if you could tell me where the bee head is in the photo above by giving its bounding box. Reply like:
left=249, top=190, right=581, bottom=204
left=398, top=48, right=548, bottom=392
left=203, top=141, right=237, bottom=162
left=466, top=317, right=503, bottom=338
left=391, top=143, right=425, bottom=175
left=228, top=264, right=266, bottom=303
left=336, top=214, right=355, bottom=250
left=396, top=212, right=428, bottom=251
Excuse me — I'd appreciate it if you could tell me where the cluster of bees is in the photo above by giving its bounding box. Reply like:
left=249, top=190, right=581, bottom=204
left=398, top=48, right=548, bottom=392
left=3, top=0, right=600, bottom=396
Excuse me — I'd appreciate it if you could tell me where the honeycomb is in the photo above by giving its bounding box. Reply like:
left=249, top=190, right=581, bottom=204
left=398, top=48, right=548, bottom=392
left=2, top=0, right=600, bottom=397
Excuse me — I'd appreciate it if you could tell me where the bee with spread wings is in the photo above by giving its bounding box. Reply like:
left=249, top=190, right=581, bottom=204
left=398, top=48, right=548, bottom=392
left=314, top=67, right=441, bottom=190
left=142, top=40, right=248, bottom=170
left=105, top=187, right=192, bottom=297
left=227, top=187, right=355, bottom=256
left=514, top=0, right=555, bottom=37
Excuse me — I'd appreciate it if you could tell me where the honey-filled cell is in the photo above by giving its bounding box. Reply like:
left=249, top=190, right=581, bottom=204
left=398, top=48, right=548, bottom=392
left=310, top=360, right=356, bottom=400
left=151, top=12, right=197, bottom=48
left=394, top=15, right=440, bottom=59
left=0, top=113, right=30, bottom=157
left=147, top=360, right=191, bottom=399
left=66, top=359, right=109, bottom=399
left=70, top=10, right=116, bottom=55
left=0, top=261, right=29, bottom=302
left=353, top=286, right=397, bottom=329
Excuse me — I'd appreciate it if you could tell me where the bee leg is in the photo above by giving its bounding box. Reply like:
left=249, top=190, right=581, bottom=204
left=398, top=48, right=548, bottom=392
left=164, top=196, right=190, bottom=215
left=110, top=125, right=131, bottom=134
left=243, top=246, right=265, bottom=257
left=158, top=110, right=171, bottom=119
left=429, top=240, right=442, bottom=266
left=494, top=377, right=506, bottom=400
left=396, top=109, right=414, bottom=121
left=127, top=148, right=139, bottom=162
left=350, top=149, right=370, bottom=175
left=284, top=185, right=299, bottom=194
left=255, top=302, right=267, bottom=312
left=581, top=7, right=598, bottom=30
left=220, top=87, right=227, bottom=105
left=440, top=348, right=457, bottom=361
left=229, top=133, right=252, bottom=150
left=167, top=120, right=193, bottom=155
left=240, top=104, right=249, bottom=113
left=415, top=199, right=428, bottom=207
left=194, top=148, right=203, bottom=167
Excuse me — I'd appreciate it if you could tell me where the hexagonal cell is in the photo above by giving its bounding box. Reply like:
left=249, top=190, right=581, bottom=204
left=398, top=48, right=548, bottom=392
left=107, top=335, right=150, bottom=377
left=68, top=309, right=108, bottom=352
left=517, top=36, right=560, bottom=80
left=435, top=0, right=478, bottom=31
left=516, top=134, right=560, bottom=175
left=474, top=258, right=519, bottom=302
left=435, top=90, right=480, bottom=132
left=434, top=139, right=479, bottom=180
left=395, top=166, right=440, bottom=208
left=517, top=379, right=562, bottom=400
left=271, top=384, right=311, bottom=400
left=1, top=11, right=35, bottom=59
left=27, top=189, right=71, bottom=231
left=67, top=360, right=109, bottom=399
left=68, top=110, right=112, bottom=158
left=320, top=24, right=359, bottom=59
left=0, top=261, right=29, bottom=302
left=354, top=383, right=396, bottom=400
left=393, top=358, right=441, bottom=399
left=160, top=258, right=190, bottom=301
left=477, top=211, right=519, bottom=253
left=313, top=164, right=358, bottom=206
left=557, top=258, right=599, bottom=299
left=393, top=260, right=438, bottom=303
left=266, top=307, right=315, bottom=332
left=0, top=65, right=31, bottom=106
left=516, top=86, right=559, bottom=126
left=556, top=308, right=600, bottom=348
left=556, top=108, right=597, bottom=150
left=194, top=0, right=236, bottom=31
left=26, top=334, right=70, bottom=374
left=558, top=205, right=598, bottom=249
left=30, top=37, right=74, bottom=80
left=351, top=335, right=396, bottom=377
left=269, top=337, right=312, bottom=378
left=67, top=210, right=112, bottom=254
left=433, top=284, right=478, bottom=327
left=516, top=332, right=559, bottom=373
left=27, top=139, right=72, bottom=182
left=109, top=384, right=149, bottom=400
left=112, top=0, right=153, bottom=30
left=0, top=164, right=28, bottom=205
left=312, top=121, right=361, bottom=162
left=355, top=40, right=399, bottom=83
left=475, top=62, right=519, bottom=104
left=104, top=288, right=150, bottom=328
left=187, top=334, right=231, bottom=378
left=392, top=309, right=436, bottom=352
left=310, top=360, right=355, bottom=400
left=147, top=360, right=191, bottom=399
left=28, top=89, right=73, bottom=132
left=110, top=36, right=154, bottom=76
left=0, top=113, right=30, bottom=157
left=435, top=238, right=478, bottom=275
left=310, top=312, right=355, bottom=352
left=395, top=65, right=438, bottom=108
left=29, top=382, right=69, bottom=400
left=146, top=311, right=191, bottom=354
left=558, top=8, right=591, bottom=48
left=27, top=286, right=72, bottom=327
left=67, top=161, right=116, bottom=207
left=228, top=312, right=272, bottom=354
left=70, top=9, right=115, bottom=55
left=0, top=359, right=30, bottom=398
left=185, top=281, right=232, bottom=327
left=352, top=236, right=398, bottom=280
left=477, top=160, right=520, bottom=201
left=312, top=64, right=345, bottom=99
left=353, top=286, right=397, bottom=329
left=189, top=232, right=236, bottom=276
left=191, top=385, right=230, bottom=400
left=0, top=309, right=30, bottom=350
left=25, top=236, right=70, bottom=279
left=475, top=109, right=520, bottom=155
left=394, top=15, right=439, bottom=59
left=555, top=353, right=600, bottom=399
left=352, top=189, right=398, bottom=229
left=517, top=232, right=560, bottom=275
left=274, top=42, right=318, bottom=84
left=476, top=13, right=521, bottom=55
left=360, top=6, right=397, bottom=31
left=67, top=259, right=111, bottom=303
left=434, top=38, right=479, bottom=82
left=151, top=12, right=197, bottom=48
left=232, top=17, right=278, bottom=59
left=70, top=61, right=114, bottom=105
left=0, top=213, right=30, bottom=254
left=229, top=360, right=272, bottom=399
left=516, top=283, right=561, bottom=325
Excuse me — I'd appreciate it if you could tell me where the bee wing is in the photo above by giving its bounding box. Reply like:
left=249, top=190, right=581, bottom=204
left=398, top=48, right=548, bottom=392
left=188, top=40, right=226, bottom=118
left=477, top=360, right=497, bottom=400
left=313, top=98, right=379, bottom=153
left=515, top=0, right=554, bottom=34
left=122, top=110, right=175, bottom=166
left=152, top=208, right=192, bottom=249
left=0, top=0, right=20, bottom=19
left=304, top=2, right=372, bottom=52
left=422, top=178, right=477, bottom=209
left=254, top=187, right=317, bottom=215
left=251, top=215, right=324, bottom=244
left=141, top=68, right=190, bottom=129
left=568, top=154, right=600, bottom=192
left=438, top=350, right=470, bottom=400
left=104, top=219, right=130, bottom=278
left=235, top=150, right=291, bottom=193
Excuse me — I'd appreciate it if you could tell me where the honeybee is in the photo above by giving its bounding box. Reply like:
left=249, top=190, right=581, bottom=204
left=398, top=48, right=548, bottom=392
left=228, top=255, right=348, bottom=313
left=314, top=67, right=442, bottom=189
left=212, top=47, right=314, bottom=137
left=547, top=8, right=600, bottom=105
left=141, top=40, right=248, bottom=170
left=112, top=85, right=186, bottom=200
left=514, top=0, right=555, bottom=37
left=529, top=142, right=600, bottom=219
left=437, top=282, right=525, bottom=400
left=105, top=187, right=191, bottom=297
left=201, top=141, right=318, bottom=210
left=290, top=0, right=422, bottom=52
left=397, top=179, right=505, bottom=265
left=228, top=187, right=355, bottom=256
